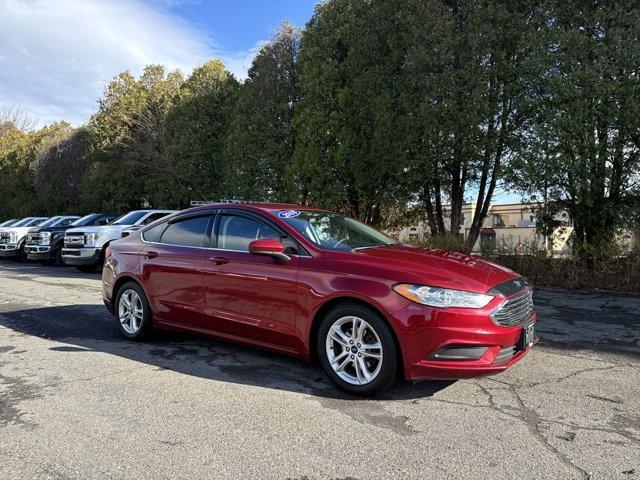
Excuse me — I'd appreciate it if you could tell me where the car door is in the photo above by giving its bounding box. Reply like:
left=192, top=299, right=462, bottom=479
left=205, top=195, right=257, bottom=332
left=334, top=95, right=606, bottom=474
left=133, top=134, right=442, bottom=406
left=202, top=210, right=302, bottom=351
left=140, top=213, right=214, bottom=329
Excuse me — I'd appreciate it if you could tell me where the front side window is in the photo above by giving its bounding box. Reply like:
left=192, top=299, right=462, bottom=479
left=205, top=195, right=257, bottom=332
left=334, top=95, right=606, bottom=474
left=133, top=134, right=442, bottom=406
left=274, top=210, right=396, bottom=251
left=159, top=216, right=210, bottom=247
left=217, top=215, right=280, bottom=252
left=140, top=212, right=171, bottom=226
left=57, top=217, right=77, bottom=226
left=112, top=211, right=147, bottom=226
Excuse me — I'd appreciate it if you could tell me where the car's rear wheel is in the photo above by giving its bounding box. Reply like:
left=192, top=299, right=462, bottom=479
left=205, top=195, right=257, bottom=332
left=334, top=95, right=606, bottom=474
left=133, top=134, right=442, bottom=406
left=317, top=303, right=398, bottom=396
left=115, top=282, right=151, bottom=339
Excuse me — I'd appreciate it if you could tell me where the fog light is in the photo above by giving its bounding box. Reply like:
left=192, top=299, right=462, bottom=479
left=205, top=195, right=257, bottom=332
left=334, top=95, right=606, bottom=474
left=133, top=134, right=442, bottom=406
left=428, top=346, right=488, bottom=361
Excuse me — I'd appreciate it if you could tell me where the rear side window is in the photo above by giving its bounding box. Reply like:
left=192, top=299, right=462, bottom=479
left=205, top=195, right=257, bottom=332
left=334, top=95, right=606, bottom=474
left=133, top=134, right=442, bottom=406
left=142, top=223, right=167, bottom=243
left=160, top=216, right=210, bottom=247
left=217, top=215, right=280, bottom=252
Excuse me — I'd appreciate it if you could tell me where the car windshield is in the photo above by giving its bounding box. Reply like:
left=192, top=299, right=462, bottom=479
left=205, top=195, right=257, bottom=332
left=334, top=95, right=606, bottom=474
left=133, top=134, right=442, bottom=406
left=25, top=218, right=49, bottom=227
left=0, top=220, right=15, bottom=227
left=274, top=210, right=397, bottom=251
left=11, top=218, right=33, bottom=227
left=72, top=214, right=99, bottom=226
left=111, top=211, right=148, bottom=226
left=37, top=217, right=62, bottom=228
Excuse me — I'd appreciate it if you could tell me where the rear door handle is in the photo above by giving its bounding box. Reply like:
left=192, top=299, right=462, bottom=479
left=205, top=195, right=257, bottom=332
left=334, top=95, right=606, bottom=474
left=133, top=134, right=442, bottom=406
left=210, top=256, right=229, bottom=265
left=144, top=251, right=158, bottom=259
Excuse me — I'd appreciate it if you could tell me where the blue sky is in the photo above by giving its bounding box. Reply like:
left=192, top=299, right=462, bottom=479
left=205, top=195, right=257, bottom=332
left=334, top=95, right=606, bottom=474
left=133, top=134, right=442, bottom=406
left=158, top=1, right=317, bottom=52
left=0, top=0, right=317, bottom=127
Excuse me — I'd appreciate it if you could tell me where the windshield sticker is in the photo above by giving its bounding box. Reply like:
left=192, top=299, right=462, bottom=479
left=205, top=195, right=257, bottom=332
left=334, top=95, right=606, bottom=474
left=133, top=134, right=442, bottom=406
left=277, top=210, right=300, bottom=219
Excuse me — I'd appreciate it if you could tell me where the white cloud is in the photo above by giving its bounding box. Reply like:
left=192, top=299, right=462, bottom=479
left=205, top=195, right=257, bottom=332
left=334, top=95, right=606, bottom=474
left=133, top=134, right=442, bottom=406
left=0, top=0, right=257, bottom=127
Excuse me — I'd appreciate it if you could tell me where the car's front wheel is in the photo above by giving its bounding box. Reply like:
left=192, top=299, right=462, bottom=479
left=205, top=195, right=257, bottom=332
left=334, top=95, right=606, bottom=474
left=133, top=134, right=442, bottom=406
left=115, top=282, right=151, bottom=339
left=317, top=303, right=398, bottom=396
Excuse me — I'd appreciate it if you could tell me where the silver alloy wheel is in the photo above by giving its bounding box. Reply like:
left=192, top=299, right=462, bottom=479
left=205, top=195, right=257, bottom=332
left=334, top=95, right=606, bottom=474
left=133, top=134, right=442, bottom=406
left=325, top=315, right=383, bottom=385
left=118, top=289, right=144, bottom=334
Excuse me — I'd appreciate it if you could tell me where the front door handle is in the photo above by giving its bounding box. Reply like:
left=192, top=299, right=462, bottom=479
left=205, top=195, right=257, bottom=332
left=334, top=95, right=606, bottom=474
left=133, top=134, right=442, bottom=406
left=144, top=251, right=158, bottom=259
left=210, top=256, right=229, bottom=265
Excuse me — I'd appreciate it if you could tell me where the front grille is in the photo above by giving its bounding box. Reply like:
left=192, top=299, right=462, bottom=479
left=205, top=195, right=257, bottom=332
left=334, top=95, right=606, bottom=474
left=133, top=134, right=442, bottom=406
left=0, top=233, right=9, bottom=244
left=64, top=234, right=85, bottom=247
left=492, top=290, right=534, bottom=327
left=27, top=233, right=44, bottom=245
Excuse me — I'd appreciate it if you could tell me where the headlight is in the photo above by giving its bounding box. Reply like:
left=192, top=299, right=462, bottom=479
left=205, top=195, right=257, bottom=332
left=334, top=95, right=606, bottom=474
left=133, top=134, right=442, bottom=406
left=393, top=284, right=494, bottom=309
left=40, top=232, right=51, bottom=245
left=84, top=232, right=101, bottom=247
left=8, top=232, right=17, bottom=243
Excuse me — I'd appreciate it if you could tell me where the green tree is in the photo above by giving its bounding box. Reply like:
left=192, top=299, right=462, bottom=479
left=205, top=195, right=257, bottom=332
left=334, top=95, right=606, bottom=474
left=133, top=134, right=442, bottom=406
left=167, top=60, right=239, bottom=205
left=33, top=126, right=92, bottom=214
left=293, top=0, right=408, bottom=225
left=83, top=66, right=184, bottom=211
left=225, top=22, right=301, bottom=201
left=511, top=0, right=640, bottom=250
left=398, top=0, right=545, bottom=249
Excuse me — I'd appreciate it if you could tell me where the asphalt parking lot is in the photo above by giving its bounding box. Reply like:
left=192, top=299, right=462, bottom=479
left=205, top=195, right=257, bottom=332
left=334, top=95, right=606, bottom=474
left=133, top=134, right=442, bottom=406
left=0, top=262, right=638, bottom=480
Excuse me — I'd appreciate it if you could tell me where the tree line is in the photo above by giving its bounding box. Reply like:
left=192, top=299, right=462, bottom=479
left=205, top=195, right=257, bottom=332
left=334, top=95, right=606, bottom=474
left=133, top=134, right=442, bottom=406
left=0, top=0, right=638, bottom=251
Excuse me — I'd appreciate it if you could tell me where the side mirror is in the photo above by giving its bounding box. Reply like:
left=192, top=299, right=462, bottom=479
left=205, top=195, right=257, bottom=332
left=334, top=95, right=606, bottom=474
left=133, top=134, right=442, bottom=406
left=249, top=239, right=290, bottom=263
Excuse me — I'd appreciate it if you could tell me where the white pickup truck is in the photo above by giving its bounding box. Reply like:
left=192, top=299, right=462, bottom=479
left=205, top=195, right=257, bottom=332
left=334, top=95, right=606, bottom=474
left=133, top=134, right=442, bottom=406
left=0, top=217, right=52, bottom=261
left=62, top=210, right=175, bottom=271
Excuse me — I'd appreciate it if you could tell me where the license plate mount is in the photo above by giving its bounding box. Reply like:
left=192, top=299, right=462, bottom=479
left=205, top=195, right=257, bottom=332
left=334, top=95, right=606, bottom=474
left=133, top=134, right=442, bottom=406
left=522, top=322, right=535, bottom=348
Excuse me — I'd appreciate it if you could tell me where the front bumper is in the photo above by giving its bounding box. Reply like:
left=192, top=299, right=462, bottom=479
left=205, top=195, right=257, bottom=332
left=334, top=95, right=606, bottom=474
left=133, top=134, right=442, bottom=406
left=25, top=245, right=54, bottom=261
left=0, top=244, right=20, bottom=257
left=61, top=247, right=101, bottom=265
left=393, top=295, right=538, bottom=381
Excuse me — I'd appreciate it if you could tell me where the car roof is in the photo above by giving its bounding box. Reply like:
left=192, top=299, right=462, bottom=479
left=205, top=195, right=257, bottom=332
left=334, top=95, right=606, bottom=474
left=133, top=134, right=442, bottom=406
left=186, top=202, right=327, bottom=213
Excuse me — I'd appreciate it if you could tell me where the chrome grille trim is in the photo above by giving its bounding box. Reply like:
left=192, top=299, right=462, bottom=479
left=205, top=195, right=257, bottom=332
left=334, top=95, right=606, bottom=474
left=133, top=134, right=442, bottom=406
left=492, top=290, right=534, bottom=327
left=26, top=233, right=45, bottom=245
left=64, top=233, right=85, bottom=247
left=494, top=346, right=516, bottom=364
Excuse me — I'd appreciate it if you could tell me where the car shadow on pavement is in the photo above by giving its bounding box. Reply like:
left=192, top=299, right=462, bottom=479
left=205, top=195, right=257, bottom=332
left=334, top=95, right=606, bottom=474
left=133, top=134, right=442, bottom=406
left=0, top=260, right=99, bottom=280
left=0, top=303, right=454, bottom=401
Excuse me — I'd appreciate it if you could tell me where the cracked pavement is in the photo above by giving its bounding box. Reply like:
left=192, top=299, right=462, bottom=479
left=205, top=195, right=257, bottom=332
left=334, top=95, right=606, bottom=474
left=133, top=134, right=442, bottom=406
left=0, top=262, right=638, bottom=479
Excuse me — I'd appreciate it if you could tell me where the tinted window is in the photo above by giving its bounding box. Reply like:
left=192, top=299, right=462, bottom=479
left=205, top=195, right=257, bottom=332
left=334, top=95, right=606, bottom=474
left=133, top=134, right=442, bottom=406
left=57, top=217, right=78, bottom=226
left=217, top=215, right=280, bottom=252
left=143, top=223, right=167, bottom=243
left=140, top=212, right=171, bottom=225
left=160, top=216, right=210, bottom=247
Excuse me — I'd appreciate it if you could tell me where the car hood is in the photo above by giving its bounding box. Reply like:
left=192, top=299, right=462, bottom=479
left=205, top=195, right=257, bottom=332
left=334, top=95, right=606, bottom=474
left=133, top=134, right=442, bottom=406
left=65, top=225, right=125, bottom=236
left=30, top=225, right=71, bottom=233
left=0, top=227, right=40, bottom=240
left=352, top=244, right=518, bottom=294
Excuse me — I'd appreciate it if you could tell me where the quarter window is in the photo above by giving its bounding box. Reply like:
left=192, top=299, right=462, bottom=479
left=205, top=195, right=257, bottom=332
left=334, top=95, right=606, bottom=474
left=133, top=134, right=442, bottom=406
left=159, top=216, right=210, bottom=247
left=217, top=215, right=280, bottom=252
left=143, top=223, right=167, bottom=243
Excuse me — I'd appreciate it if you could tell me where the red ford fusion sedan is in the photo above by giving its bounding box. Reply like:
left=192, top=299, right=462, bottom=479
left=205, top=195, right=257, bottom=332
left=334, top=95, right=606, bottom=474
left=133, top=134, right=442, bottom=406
left=102, top=203, right=537, bottom=396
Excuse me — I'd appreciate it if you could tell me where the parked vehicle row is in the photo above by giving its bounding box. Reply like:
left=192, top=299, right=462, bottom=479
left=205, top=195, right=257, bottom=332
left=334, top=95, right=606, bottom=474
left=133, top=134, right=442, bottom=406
left=1, top=203, right=537, bottom=396
left=0, top=210, right=175, bottom=269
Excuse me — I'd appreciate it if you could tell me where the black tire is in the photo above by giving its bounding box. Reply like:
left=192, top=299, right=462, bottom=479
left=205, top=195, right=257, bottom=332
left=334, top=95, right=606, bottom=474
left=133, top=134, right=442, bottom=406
left=114, top=281, right=152, bottom=340
left=18, top=244, right=28, bottom=262
left=317, top=302, right=399, bottom=397
left=53, top=244, right=65, bottom=266
left=76, top=265, right=98, bottom=273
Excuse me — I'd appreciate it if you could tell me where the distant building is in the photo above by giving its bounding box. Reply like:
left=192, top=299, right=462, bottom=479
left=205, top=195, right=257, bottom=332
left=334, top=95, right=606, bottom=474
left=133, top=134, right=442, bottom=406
left=396, top=202, right=573, bottom=254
